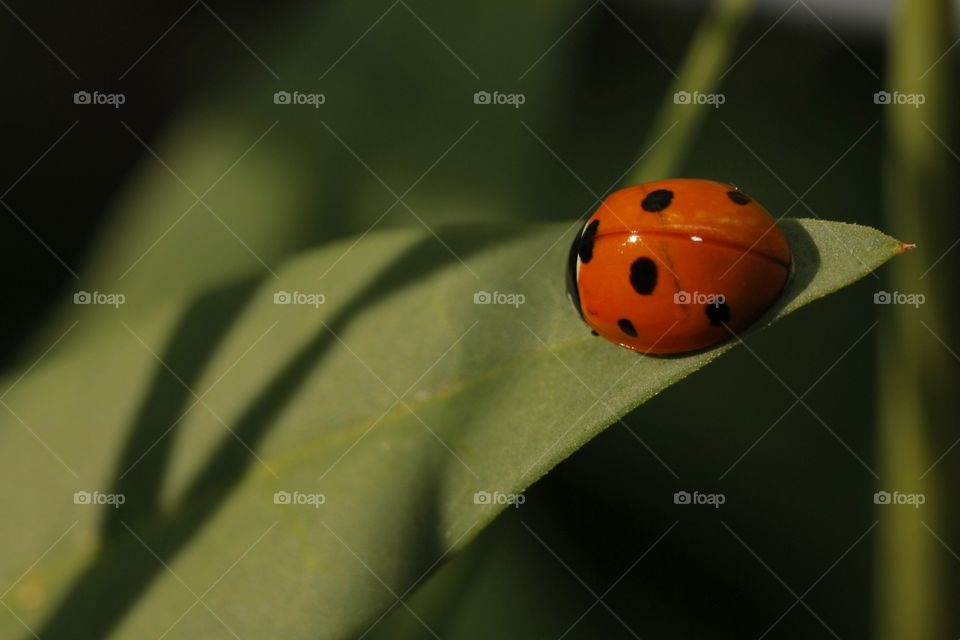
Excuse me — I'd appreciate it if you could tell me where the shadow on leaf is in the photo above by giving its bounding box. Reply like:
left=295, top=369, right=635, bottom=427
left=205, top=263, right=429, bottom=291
left=32, top=225, right=517, bottom=640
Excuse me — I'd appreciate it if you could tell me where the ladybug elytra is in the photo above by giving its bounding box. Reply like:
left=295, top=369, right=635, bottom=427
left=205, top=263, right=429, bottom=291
left=567, top=178, right=792, bottom=354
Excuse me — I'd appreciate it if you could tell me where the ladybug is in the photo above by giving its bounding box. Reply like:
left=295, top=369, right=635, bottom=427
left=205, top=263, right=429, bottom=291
left=566, top=179, right=792, bottom=354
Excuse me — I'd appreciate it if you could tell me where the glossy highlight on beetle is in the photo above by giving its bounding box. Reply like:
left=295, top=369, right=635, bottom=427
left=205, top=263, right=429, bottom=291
left=567, top=178, right=792, bottom=354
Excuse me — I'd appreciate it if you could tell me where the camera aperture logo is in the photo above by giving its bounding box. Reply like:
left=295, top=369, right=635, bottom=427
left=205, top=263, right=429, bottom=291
left=874, top=290, right=924, bottom=308
left=674, top=90, right=725, bottom=108
left=874, top=90, right=925, bottom=108
left=273, top=490, right=326, bottom=508
left=473, top=90, right=525, bottom=109
left=674, top=291, right=725, bottom=306
left=473, top=290, right=525, bottom=308
left=74, top=491, right=126, bottom=508
left=274, top=90, right=326, bottom=108
left=74, top=290, right=125, bottom=308
left=473, top=490, right=525, bottom=508
left=874, top=490, right=924, bottom=508
left=74, top=90, right=126, bottom=108
left=274, top=290, right=326, bottom=308
left=673, top=490, right=725, bottom=508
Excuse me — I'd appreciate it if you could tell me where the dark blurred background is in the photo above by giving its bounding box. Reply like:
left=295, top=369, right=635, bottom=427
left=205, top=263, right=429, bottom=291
left=2, top=0, right=957, bottom=637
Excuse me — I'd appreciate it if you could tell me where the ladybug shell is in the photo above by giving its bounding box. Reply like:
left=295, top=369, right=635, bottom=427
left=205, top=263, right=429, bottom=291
left=567, top=179, right=791, bottom=354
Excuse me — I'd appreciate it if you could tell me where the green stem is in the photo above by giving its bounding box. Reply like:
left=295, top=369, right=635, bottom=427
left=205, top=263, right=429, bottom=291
left=878, top=0, right=957, bottom=638
left=628, top=0, right=756, bottom=185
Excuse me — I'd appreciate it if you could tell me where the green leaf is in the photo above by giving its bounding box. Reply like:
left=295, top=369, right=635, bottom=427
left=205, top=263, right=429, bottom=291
left=0, top=218, right=904, bottom=640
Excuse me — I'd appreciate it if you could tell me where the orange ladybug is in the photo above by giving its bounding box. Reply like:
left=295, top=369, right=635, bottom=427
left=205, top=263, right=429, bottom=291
left=566, top=179, right=792, bottom=354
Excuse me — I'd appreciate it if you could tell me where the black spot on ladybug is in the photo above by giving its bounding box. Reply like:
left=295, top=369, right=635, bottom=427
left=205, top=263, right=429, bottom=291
left=566, top=232, right=585, bottom=320
left=706, top=301, right=731, bottom=326
left=590, top=329, right=599, bottom=336
left=727, top=190, right=751, bottom=205
left=577, top=219, right=599, bottom=263
left=629, top=257, right=657, bottom=295
left=618, top=318, right=638, bottom=337
left=641, top=189, right=673, bottom=213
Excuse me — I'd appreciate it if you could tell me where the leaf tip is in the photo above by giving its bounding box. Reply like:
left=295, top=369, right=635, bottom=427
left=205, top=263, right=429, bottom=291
left=898, top=242, right=917, bottom=253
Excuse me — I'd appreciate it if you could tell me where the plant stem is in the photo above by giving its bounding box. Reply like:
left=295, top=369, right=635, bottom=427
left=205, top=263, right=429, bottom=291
left=878, top=0, right=957, bottom=638
left=628, top=0, right=756, bottom=185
